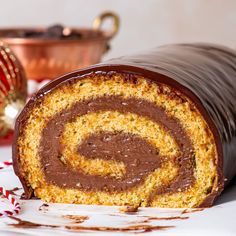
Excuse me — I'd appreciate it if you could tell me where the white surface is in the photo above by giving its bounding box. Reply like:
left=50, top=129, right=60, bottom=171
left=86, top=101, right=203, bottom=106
left=0, top=0, right=236, bottom=61
left=0, top=145, right=236, bottom=235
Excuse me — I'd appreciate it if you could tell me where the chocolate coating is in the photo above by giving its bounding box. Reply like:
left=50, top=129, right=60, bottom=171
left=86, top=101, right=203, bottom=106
left=13, top=43, right=236, bottom=206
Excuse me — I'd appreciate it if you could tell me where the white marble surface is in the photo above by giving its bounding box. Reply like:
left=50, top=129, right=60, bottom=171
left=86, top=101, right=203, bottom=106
left=0, top=145, right=236, bottom=236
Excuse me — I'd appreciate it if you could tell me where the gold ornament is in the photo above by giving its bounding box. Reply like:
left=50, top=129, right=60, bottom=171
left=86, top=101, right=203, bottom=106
left=0, top=41, right=27, bottom=136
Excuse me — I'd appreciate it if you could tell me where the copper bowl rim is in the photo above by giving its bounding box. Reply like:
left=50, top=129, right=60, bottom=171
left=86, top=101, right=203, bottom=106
left=0, top=11, right=120, bottom=45
left=0, top=27, right=111, bottom=45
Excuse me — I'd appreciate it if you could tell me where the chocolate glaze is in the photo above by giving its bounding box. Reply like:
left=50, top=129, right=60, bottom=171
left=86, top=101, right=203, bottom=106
left=13, top=43, right=236, bottom=206
left=40, top=96, right=193, bottom=192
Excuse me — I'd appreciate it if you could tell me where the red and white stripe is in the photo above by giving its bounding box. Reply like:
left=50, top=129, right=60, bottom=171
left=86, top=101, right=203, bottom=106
left=0, top=160, right=12, bottom=170
left=0, top=186, right=21, bottom=217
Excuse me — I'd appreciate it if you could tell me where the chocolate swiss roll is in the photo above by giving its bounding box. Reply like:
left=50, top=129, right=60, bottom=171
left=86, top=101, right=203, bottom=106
left=13, top=43, right=236, bottom=208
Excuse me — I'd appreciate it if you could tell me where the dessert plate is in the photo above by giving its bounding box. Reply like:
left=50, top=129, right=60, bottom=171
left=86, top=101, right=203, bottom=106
left=0, top=145, right=235, bottom=236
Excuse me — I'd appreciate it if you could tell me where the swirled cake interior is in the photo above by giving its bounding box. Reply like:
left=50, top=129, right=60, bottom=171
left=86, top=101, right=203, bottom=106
left=16, top=73, right=219, bottom=207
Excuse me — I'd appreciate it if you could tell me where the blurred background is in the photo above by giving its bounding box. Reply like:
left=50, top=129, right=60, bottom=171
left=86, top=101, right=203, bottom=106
left=0, top=0, right=236, bottom=60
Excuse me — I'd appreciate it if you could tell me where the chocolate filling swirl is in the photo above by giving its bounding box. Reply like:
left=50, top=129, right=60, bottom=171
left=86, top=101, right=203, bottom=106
left=39, top=96, right=194, bottom=194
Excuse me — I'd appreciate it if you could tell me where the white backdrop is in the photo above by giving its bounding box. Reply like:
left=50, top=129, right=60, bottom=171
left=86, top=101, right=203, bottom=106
left=0, top=0, right=235, bottom=60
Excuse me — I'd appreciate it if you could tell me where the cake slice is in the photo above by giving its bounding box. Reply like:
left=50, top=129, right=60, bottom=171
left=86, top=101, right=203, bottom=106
left=13, top=43, right=236, bottom=208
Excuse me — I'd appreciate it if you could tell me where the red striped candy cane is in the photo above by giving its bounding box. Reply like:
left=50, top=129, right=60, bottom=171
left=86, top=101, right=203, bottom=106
left=0, top=187, right=21, bottom=217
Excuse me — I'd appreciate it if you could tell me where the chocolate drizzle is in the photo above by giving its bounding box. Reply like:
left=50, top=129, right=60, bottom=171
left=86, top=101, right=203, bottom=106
left=8, top=216, right=173, bottom=233
left=40, top=96, right=194, bottom=193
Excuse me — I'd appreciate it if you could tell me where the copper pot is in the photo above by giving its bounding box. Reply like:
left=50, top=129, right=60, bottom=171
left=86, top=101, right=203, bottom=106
left=0, top=11, right=119, bottom=81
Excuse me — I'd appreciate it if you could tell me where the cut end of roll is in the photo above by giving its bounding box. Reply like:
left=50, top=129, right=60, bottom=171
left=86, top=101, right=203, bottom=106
left=13, top=71, right=223, bottom=208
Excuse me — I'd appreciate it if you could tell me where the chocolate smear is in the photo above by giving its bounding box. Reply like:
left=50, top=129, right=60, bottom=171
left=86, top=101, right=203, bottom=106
left=63, top=215, right=89, bottom=224
left=8, top=216, right=173, bottom=233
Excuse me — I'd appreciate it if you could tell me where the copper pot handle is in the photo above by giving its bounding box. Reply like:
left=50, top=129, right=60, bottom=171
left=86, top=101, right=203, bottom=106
left=93, top=11, right=120, bottom=38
